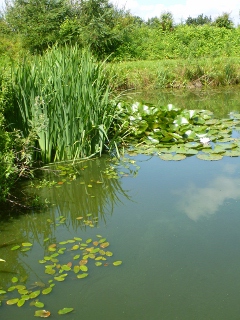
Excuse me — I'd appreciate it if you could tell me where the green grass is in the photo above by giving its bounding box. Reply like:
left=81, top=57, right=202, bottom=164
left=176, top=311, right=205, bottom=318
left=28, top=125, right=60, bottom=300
left=110, top=56, right=240, bottom=90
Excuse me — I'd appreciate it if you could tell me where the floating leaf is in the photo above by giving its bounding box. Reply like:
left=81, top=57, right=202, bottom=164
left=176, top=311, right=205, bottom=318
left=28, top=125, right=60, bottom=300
left=74, top=237, right=82, bottom=241
left=113, top=261, right=123, bottom=266
left=34, top=310, right=51, bottom=318
left=35, top=301, right=45, bottom=308
left=159, top=153, right=186, bottom=161
left=86, top=238, right=92, bottom=244
left=11, top=245, right=20, bottom=251
left=54, top=276, right=66, bottom=282
left=61, top=265, right=71, bottom=271
left=196, top=153, right=223, bottom=161
left=22, top=242, right=33, bottom=247
left=21, top=247, right=31, bottom=252
left=73, top=254, right=80, bottom=260
left=105, top=251, right=113, bottom=257
left=39, top=260, right=46, bottom=264
left=6, top=298, right=19, bottom=305
left=98, top=238, right=106, bottom=243
left=77, top=273, right=88, bottom=279
left=0, top=290, right=6, bottom=294
left=17, top=299, right=25, bottom=307
left=58, top=308, right=74, bottom=315
left=42, top=287, right=52, bottom=295
left=18, top=289, right=28, bottom=295
left=95, top=262, right=102, bottom=266
left=73, top=266, right=80, bottom=274
left=100, top=242, right=110, bottom=248
left=71, top=245, right=79, bottom=250
left=80, top=265, right=88, bottom=272
left=29, top=290, right=41, bottom=299
left=11, top=277, right=18, bottom=283
left=7, top=286, right=16, bottom=292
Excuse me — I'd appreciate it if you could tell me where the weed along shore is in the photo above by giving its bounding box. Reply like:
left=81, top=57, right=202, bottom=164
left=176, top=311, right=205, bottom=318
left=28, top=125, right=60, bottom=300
left=110, top=57, right=240, bottom=91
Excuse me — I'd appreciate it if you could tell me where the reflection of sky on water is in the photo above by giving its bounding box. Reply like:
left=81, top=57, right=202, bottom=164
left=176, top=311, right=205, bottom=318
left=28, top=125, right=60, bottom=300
left=175, top=163, right=240, bottom=221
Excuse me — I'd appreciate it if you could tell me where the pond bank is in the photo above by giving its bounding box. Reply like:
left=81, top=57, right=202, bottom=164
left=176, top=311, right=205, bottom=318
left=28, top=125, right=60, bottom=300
left=110, top=56, right=240, bottom=90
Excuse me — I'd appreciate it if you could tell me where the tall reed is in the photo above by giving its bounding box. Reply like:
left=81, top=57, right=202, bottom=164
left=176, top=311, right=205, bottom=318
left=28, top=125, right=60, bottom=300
left=7, top=46, right=118, bottom=163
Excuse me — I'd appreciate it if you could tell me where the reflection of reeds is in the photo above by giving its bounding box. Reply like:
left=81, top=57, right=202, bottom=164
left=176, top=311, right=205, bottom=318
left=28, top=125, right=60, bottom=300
left=35, top=156, right=133, bottom=232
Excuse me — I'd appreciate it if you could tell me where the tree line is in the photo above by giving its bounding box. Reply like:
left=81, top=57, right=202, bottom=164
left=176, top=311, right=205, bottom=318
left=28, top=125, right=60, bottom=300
left=0, top=0, right=237, bottom=59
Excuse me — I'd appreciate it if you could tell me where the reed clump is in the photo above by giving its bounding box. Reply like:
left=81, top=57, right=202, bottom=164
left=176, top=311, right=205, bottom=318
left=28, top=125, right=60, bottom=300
left=5, top=46, right=118, bottom=163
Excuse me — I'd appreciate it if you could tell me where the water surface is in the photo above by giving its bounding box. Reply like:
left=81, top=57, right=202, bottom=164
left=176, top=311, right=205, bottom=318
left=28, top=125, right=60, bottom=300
left=1, top=89, right=240, bottom=320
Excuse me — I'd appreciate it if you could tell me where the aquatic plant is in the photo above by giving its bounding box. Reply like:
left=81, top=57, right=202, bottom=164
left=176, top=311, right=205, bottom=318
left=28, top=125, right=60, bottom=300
left=116, top=102, right=240, bottom=161
left=5, top=45, right=118, bottom=163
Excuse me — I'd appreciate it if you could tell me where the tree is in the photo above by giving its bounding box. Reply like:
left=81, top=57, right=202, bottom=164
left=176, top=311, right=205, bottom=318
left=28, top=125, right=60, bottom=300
left=5, top=0, right=72, bottom=53
left=186, top=14, right=212, bottom=26
left=159, top=11, right=174, bottom=31
left=214, top=12, right=234, bottom=29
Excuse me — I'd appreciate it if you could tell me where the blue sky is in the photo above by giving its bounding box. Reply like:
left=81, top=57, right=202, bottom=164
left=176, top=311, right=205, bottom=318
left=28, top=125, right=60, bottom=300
left=0, top=0, right=239, bottom=25
left=112, top=0, right=240, bottom=24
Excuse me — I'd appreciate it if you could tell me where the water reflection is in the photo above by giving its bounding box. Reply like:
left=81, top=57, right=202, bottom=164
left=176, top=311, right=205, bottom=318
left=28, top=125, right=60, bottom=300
left=128, top=86, right=240, bottom=118
left=176, top=163, right=240, bottom=221
left=38, top=157, right=135, bottom=229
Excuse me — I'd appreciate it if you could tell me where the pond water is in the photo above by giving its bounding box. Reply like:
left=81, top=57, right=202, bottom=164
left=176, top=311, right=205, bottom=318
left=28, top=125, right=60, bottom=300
left=1, top=89, right=240, bottom=320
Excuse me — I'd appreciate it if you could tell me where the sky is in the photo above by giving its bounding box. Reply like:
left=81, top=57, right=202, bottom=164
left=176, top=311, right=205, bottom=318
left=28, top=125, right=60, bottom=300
left=0, top=0, right=239, bottom=25
left=111, top=0, right=240, bottom=25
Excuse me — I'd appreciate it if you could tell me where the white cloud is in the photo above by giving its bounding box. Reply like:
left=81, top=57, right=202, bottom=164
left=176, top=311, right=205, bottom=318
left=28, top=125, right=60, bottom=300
left=175, top=164, right=240, bottom=221
left=112, top=0, right=240, bottom=25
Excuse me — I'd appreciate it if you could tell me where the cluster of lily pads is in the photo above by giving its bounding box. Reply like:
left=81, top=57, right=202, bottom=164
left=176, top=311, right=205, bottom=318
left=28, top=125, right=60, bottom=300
left=116, top=102, right=240, bottom=160
left=0, top=235, right=122, bottom=317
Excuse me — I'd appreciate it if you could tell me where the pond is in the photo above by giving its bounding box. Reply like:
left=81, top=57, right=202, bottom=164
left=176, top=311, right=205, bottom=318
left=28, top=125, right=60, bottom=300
left=1, top=88, right=240, bottom=320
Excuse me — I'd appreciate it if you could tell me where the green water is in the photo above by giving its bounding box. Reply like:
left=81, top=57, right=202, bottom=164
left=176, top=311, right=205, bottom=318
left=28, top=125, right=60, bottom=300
left=1, top=89, right=240, bottom=319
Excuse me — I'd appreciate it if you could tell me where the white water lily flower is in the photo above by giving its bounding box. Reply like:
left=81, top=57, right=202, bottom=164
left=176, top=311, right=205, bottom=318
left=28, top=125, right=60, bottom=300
left=200, top=137, right=211, bottom=145
left=131, top=102, right=140, bottom=113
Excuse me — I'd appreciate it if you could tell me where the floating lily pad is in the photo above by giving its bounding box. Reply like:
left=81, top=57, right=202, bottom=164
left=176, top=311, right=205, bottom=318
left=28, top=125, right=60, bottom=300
left=77, top=273, right=88, bottom=279
left=34, top=310, right=51, bottom=318
left=58, top=307, right=74, bottom=315
left=159, top=153, right=186, bottom=161
left=196, top=153, right=223, bottom=161
left=113, top=261, right=123, bottom=266
left=6, top=298, right=19, bottom=305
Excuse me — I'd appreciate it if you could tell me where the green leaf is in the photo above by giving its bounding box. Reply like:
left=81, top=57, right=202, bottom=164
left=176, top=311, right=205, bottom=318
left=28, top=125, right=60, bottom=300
left=34, top=310, right=51, bottom=317
left=80, top=265, right=88, bottom=272
left=113, top=261, right=123, bottom=266
left=22, top=242, right=33, bottom=247
left=11, top=277, right=18, bottom=283
left=35, top=301, right=45, bottom=308
left=77, top=273, right=88, bottom=279
left=42, top=287, right=52, bottom=295
left=0, top=290, right=6, bottom=294
left=159, top=153, right=186, bottom=161
left=196, top=153, right=223, bottom=161
left=58, top=307, right=74, bottom=315
left=29, top=290, right=41, bottom=299
left=11, top=245, right=21, bottom=251
left=17, top=299, right=26, bottom=307
left=6, top=298, right=19, bottom=305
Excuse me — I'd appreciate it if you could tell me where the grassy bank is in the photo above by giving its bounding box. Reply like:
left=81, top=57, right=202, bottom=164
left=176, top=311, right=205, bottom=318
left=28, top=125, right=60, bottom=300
left=110, top=56, right=240, bottom=90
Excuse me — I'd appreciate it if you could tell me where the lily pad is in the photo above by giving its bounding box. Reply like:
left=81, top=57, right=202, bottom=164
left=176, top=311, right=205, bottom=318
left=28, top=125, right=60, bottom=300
left=159, top=154, right=186, bottom=161
left=58, top=307, right=74, bottom=315
left=77, top=273, right=88, bottom=279
left=196, top=153, right=223, bottom=161
left=34, top=310, right=51, bottom=318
